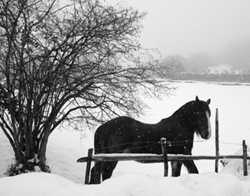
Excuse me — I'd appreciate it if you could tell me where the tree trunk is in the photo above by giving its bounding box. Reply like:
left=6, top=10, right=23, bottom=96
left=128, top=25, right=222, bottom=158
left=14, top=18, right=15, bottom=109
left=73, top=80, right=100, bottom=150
left=38, top=128, right=51, bottom=170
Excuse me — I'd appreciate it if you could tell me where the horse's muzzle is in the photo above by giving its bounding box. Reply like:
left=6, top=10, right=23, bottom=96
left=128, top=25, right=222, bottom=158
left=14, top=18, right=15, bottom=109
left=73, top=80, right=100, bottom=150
left=200, top=129, right=211, bottom=140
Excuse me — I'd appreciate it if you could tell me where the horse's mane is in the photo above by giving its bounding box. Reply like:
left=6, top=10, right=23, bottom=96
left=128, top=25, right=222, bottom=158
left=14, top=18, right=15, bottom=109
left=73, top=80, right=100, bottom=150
left=168, top=99, right=210, bottom=136
left=173, top=98, right=210, bottom=117
left=172, top=100, right=196, bottom=117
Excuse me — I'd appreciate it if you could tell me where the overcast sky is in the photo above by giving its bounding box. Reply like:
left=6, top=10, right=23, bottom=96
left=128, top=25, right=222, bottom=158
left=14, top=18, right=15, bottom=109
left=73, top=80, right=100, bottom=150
left=108, top=0, right=250, bottom=58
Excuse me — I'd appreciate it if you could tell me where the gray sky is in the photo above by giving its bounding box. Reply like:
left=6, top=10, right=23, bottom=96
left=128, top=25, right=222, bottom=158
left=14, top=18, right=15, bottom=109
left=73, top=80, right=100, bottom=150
left=109, top=0, right=250, bottom=58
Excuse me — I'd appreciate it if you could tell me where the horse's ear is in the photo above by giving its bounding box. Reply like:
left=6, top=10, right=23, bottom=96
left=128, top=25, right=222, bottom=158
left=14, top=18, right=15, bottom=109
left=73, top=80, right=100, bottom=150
left=207, top=99, right=211, bottom=105
left=195, top=96, right=200, bottom=102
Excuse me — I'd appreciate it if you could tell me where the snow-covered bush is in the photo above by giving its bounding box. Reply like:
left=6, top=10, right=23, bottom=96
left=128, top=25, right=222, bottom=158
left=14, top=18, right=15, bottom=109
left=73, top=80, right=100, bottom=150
left=6, top=156, right=50, bottom=176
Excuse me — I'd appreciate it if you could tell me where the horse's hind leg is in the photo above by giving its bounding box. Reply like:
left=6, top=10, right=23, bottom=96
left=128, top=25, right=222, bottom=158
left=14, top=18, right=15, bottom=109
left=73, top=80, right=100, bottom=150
left=171, top=161, right=182, bottom=177
left=89, top=162, right=102, bottom=184
left=183, top=160, right=198, bottom=174
left=102, top=161, right=118, bottom=181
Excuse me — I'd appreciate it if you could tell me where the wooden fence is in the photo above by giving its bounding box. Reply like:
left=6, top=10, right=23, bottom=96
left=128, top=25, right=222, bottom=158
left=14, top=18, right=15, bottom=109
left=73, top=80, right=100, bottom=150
left=77, top=109, right=250, bottom=184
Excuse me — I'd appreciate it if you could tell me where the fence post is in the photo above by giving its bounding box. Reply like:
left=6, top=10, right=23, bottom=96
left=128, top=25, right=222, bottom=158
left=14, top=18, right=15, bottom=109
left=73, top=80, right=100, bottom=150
left=215, top=108, right=219, bottom=173
left=242, top=140, right=248, bottom=176
left=84, top=148, right=93, bottom=184
left=160, top=138, right=168, bottom=177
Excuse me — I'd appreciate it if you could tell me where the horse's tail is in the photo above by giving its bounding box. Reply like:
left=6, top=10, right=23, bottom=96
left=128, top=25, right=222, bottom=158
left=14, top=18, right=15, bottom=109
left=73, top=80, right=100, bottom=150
left=94, top=126, right=105, bottom=154
left=90, top=126, right=105, bottom=184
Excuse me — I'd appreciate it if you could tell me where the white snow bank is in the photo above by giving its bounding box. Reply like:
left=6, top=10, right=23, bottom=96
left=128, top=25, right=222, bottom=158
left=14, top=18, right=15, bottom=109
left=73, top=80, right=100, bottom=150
left=1, top=171, right=250, bottom=196
left=0, top=173, right=84, bottom=196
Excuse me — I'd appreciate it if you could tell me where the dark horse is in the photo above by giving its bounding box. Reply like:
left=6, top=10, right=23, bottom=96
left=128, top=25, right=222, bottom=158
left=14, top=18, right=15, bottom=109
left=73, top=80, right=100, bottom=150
left=89, top=96, right=211, bottom=184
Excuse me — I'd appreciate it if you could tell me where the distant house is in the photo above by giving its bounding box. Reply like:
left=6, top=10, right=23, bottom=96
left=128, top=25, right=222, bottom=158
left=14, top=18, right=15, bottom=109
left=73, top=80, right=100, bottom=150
left=207, top=64, right=233, bottom=74
left=234, top=69, right=243, bottom=75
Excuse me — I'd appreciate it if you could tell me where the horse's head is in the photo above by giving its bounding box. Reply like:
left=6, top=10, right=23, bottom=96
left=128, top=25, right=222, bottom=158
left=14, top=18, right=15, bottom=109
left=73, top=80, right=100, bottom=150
left=192, top=96, right=212, bottom=139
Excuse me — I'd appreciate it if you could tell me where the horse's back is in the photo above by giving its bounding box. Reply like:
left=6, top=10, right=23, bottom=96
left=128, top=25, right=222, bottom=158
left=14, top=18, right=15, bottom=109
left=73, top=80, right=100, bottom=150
left=94, top=116, right=136, bottom=153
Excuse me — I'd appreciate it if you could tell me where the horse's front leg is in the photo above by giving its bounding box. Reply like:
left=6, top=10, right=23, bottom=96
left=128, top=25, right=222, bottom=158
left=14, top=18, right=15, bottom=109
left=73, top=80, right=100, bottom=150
left=182, top=146, right=198, bottom=174
left=171, top=161, right=182, bottom=176
left=102, top=161, right=118, bottom=181
left=182, top=160, right=199, bottom=174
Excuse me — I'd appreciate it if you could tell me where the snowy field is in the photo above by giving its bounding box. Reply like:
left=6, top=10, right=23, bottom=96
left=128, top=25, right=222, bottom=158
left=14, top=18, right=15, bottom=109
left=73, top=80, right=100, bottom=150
left=1, top=82, right=250, bottom=196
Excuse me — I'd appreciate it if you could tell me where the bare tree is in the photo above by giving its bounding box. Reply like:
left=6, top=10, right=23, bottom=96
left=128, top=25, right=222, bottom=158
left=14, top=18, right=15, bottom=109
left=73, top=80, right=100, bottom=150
left=0, top=0, right=172, bottom=174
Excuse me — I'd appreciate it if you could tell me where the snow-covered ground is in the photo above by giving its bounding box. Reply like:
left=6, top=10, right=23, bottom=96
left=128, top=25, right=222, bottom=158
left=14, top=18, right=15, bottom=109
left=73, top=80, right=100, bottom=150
left=1, top=82, right=250, bottom=196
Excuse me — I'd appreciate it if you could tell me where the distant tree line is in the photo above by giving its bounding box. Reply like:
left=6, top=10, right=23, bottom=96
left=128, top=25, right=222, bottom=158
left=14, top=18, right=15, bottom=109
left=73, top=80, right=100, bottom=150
left=170, top=73, right=250, bottom=83
left=162, top=38, right=250, bottom=74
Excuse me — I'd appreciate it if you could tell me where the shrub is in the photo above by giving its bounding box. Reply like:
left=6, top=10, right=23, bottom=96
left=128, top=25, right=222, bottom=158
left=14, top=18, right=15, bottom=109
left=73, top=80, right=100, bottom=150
left=6, top=158, right=51, bottom=176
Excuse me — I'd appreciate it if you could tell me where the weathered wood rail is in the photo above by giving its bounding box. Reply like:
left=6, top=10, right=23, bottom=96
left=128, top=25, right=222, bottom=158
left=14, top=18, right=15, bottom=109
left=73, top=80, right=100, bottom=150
left=78, top=152, right=248, bottom=163
left=77, top=109, right=250, bottom=184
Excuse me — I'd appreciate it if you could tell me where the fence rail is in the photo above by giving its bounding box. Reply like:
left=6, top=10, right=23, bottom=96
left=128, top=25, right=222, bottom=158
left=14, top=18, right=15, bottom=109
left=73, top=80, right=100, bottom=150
left=77, top=153, right=248, bottom=163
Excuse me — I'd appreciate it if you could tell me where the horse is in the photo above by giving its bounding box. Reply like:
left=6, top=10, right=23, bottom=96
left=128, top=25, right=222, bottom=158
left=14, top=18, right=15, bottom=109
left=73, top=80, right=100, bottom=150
left=89, top=96, right=211, bottom=184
